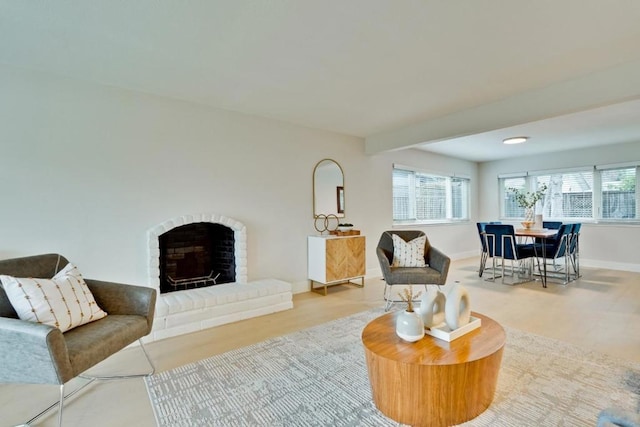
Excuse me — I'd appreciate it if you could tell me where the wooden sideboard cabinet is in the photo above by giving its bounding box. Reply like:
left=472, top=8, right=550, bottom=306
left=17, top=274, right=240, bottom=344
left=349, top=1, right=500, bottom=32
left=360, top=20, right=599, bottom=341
left=308, top=235, right=366, bottom=295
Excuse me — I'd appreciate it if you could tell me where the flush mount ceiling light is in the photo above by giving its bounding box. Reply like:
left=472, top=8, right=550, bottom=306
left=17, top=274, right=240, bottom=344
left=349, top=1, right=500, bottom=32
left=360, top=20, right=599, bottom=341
left=503, top=136, right=528, bottom=145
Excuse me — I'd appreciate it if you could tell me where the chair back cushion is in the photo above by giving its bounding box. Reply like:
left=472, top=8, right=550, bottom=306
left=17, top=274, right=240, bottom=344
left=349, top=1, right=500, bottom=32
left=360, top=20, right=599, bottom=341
left=484, top=224, right=516, bottom=258
left=551, top=223, right=573, bottom=257
left=543, top=221, right=563, bottom=230
left=0, top=254, right=69, bottom=318
left=568, top=223, right=581, bottom=252
left=476, top=222, right=488, bottom=251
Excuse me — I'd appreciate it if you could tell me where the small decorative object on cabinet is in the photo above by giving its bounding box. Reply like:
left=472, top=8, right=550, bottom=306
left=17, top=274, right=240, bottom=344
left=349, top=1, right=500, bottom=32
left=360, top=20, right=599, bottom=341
left=418, top=286, right=446, bottom=328
left=337, top=223, right=353, bottom=232
left=308, top=234, right=365, bottom=295
left=395, top=287, right=424, bottom=342
left=313, top=214, right=340, bottom=234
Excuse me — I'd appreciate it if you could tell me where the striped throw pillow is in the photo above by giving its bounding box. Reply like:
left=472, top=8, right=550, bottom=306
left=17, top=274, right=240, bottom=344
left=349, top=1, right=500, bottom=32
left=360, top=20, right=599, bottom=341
left=0, top=263, right=107, bottom=332
left=391, top=234, right=427, bottom=267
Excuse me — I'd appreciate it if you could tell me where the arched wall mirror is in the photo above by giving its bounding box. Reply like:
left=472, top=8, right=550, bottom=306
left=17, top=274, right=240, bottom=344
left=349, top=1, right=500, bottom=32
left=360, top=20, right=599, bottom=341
left=313, top=159, right=345, bottom=218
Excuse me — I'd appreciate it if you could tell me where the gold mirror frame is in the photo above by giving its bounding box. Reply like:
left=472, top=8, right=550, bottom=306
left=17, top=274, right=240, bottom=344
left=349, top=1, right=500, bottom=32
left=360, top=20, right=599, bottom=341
left=313, top=159, right=345, bottom=218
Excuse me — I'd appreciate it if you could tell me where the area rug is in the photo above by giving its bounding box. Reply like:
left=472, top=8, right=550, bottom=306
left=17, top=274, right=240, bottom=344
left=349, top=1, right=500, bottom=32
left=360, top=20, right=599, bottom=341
left=145, top=308, right=640, bottom=426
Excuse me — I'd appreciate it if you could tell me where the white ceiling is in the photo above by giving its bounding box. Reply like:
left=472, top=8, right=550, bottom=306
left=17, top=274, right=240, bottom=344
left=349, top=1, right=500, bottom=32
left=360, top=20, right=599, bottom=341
left=2, top=1, right=640, bottom=162
left=420, top=98, right=640, bottom=162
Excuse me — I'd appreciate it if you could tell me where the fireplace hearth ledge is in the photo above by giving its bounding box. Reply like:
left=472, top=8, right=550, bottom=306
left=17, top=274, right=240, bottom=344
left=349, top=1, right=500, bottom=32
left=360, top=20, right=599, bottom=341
left=148, top=278, right=293, bottom=342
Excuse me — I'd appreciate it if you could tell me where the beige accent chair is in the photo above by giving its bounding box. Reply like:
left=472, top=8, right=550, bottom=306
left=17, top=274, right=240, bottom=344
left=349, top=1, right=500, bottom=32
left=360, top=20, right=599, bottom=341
left=0, top=253, right=156, bottom=427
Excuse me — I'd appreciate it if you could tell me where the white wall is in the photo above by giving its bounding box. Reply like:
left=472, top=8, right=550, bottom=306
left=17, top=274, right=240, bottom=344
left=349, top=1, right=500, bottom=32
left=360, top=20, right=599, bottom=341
left=0, top=65, right=480, bottom=292
left=478, top=142, right=640, bottom=271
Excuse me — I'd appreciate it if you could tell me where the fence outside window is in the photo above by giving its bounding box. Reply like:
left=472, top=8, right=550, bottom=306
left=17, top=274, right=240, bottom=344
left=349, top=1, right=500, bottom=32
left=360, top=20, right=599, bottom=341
left=500, top=164, right=638, bottom=222
left=393, top=166, right=469, bottom=224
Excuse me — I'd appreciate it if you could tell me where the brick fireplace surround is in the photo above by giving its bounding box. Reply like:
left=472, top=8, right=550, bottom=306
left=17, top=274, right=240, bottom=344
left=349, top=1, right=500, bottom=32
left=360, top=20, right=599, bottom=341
left=146, top=213, right=293, bottom=341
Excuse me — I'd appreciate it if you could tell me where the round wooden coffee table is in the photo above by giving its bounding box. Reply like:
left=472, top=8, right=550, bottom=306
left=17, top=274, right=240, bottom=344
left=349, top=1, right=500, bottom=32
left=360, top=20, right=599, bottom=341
left=361, top=311, right=505, bottom=427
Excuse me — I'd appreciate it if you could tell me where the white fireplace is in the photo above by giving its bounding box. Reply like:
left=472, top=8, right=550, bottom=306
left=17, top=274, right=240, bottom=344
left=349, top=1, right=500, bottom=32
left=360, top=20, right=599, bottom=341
left=145, top=213, right=292, bottom=341
left=147, top=213, right=248, bottom=293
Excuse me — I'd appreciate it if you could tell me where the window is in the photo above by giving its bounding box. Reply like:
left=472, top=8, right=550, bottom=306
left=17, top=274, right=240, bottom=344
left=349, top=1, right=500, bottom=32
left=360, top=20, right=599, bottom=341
left=393, top=166, right=469, bottom=224
left=502, top=176, right=526, bottom=218
left=534, top=171, right=594, bottom=219
left=599, top=166, right=637, bottom=219
left=499, top=163, right=639, bottom=222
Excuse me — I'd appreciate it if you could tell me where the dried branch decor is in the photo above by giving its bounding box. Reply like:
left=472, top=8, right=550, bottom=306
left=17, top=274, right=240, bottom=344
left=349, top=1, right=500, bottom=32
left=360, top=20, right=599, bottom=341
left=398, top=287, right=422, bottom=312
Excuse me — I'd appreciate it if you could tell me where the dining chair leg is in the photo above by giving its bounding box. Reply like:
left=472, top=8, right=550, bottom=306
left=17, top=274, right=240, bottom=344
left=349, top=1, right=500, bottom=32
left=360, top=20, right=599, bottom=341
left=479, top=252, right=488, bottom=277
left=492, top=256, right=497, bottom=281
left=573, top=238, right=581, bottom=279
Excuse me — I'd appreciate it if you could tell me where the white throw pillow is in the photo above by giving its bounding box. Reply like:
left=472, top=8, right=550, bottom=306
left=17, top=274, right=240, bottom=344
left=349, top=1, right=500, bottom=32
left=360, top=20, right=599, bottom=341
left=391, top=234, right=427, bottom=267
left=0, top=263, right=107, bottom=332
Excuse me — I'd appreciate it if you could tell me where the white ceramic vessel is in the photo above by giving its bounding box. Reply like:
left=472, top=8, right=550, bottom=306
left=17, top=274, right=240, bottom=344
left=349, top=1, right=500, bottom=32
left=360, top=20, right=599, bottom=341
left=396, top=310, right=425, bottom=342
left=418, top=287, right=446, bottom=328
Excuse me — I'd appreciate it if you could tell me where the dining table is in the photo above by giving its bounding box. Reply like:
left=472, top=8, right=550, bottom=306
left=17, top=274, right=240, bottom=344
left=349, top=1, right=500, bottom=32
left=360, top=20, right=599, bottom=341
left=515, top=228, right=559, bottom=288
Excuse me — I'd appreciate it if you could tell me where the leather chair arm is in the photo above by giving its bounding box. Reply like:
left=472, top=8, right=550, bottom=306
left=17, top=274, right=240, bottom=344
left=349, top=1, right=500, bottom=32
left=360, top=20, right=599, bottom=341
left=427, top=246, right=451, bottom=281
left=0, top=317, right=73, bottom=384
left=85, top=280, right=157, bottom=332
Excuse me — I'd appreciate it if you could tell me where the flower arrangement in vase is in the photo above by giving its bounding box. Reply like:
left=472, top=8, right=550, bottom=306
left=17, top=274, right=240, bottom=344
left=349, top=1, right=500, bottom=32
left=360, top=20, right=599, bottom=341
left=395, top=287, right=425, bottom=342
left=508, top=183, right=547, bottom=228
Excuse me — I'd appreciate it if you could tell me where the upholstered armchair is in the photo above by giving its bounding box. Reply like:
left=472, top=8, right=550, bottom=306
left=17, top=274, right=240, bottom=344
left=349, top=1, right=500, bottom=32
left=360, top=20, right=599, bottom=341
left=0, top=253, right=157, bottom=427
left=376, top=230, right=450, bottom=311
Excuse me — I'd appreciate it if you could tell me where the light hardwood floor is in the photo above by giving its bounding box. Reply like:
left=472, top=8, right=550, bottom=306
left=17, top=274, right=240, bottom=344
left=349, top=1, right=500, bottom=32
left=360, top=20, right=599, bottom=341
left=2, top=257, right=639, bottom=426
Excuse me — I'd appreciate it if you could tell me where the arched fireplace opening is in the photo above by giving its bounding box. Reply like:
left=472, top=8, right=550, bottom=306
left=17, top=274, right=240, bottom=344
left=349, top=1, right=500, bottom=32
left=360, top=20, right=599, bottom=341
left=159, top=222, right=235, bottom=294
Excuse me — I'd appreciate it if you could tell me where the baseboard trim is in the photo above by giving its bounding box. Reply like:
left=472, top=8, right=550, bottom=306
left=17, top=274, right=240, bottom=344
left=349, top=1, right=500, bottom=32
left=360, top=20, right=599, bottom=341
left=580, top=259, right=640, bottom=273
left=291, top=280, right=310, bottom=294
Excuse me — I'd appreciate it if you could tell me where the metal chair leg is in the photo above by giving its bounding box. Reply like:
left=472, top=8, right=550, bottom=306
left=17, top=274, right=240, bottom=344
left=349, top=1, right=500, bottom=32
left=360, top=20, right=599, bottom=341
left=20, top=339, right=154, bottom=426
left=383, top=283, right=393, bottom=311
left=478, top=252, right=488, bottom=277
left=79, top=339, right=156, bottom=380
left=21, top=378, right=96, bottom=427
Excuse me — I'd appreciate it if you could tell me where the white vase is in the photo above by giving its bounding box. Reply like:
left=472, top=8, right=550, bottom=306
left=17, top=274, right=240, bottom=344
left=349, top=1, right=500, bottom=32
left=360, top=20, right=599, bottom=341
left=418, top=287, right=446, bottom=328
left=396, top=310, right=425, bottom=342
left=445, top=283, right=471, bottom=330
left=534, top=214, right=543, bottom=229
left=524, top=207, right=535, bottom=223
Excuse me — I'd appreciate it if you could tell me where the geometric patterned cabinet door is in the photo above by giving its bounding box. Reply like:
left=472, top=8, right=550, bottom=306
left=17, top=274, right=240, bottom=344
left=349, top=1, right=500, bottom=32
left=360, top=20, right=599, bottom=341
left=308, top=235, right=366, bottom=295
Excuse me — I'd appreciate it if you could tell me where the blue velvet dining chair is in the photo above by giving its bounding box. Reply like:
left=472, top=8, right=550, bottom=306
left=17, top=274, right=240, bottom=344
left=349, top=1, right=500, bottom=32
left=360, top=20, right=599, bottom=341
left=483, top=224, right=536, bottom=285
left=477, top=222, right=502, bottom=277
left=533, top=223, right=574, bottom=284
